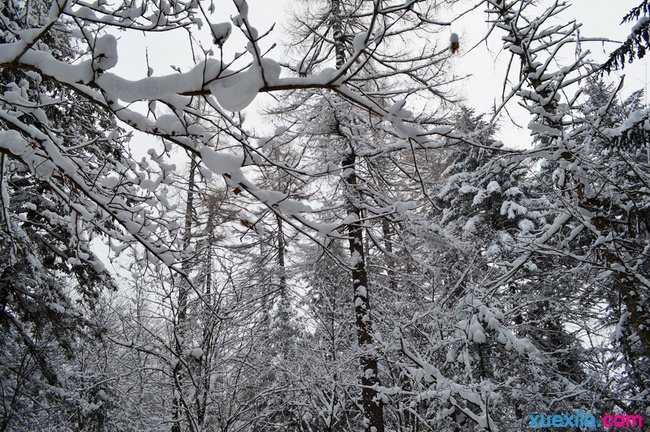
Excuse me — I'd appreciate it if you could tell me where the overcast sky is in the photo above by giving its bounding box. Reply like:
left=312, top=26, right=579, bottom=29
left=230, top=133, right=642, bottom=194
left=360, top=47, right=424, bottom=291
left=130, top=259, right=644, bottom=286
left=453, top=0, right=647, bottom=146
left=111, top=0, right=648, bottom=153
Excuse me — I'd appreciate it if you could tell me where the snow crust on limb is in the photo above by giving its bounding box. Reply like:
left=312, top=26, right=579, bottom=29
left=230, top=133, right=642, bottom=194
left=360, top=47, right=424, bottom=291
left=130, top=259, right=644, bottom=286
left=199, top=146, right=244, bottom=177
left=353, top=32, right=369, bottom=53
left=92, top=34, right=118, bottom=72
left=383, top=99, right=426, bottom=139
left=210, top=22, right=232, bottom=46
left=199, top=145, right=312, bottom=217
left=0, top=41, right=282, bottom=114
left=209, top=58, right=281, bottom=112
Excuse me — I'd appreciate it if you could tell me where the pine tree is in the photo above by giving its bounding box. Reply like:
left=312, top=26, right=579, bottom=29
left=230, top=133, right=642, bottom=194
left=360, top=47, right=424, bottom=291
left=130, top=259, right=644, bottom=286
left=604, top=1, right=650, bottom=71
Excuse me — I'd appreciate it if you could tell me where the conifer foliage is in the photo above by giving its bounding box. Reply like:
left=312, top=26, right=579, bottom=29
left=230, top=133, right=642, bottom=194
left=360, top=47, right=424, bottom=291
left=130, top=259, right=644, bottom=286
left=604, top=1, right=650, bottom=71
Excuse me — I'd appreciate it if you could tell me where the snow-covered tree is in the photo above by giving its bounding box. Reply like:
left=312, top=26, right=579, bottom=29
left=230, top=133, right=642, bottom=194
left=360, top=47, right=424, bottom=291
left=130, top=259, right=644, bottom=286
left=2, top=0, right=649, bottom=430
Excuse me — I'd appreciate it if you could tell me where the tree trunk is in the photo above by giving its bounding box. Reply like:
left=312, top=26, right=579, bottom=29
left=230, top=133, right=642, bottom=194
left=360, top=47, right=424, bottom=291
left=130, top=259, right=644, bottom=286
left=276, top=215, right=291, bottom=359
left=331, top=1, right=384, bottom=430
left=343, top=152, right=385, bottom=432
left=382, top=219, right=397, bottom=293
left=172, top=154, right=197, bottom=432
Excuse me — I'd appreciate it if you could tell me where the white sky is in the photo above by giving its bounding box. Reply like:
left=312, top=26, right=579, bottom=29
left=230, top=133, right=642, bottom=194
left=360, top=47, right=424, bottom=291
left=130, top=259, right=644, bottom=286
left=451, top=0, right=647, bottom=146
left=110, top=0, right=648, bottom=155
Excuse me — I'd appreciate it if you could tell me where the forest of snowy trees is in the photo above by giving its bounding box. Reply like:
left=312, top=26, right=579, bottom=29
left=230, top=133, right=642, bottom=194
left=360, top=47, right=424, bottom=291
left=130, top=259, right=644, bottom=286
left=0, top=0, right=649, bottom=431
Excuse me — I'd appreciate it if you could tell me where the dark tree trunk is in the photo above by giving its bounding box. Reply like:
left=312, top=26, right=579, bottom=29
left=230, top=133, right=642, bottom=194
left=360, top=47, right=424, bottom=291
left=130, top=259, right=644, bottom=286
left=343, top=151, right=385, bottom=432
left=331, top=1, right=384, bottom=430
